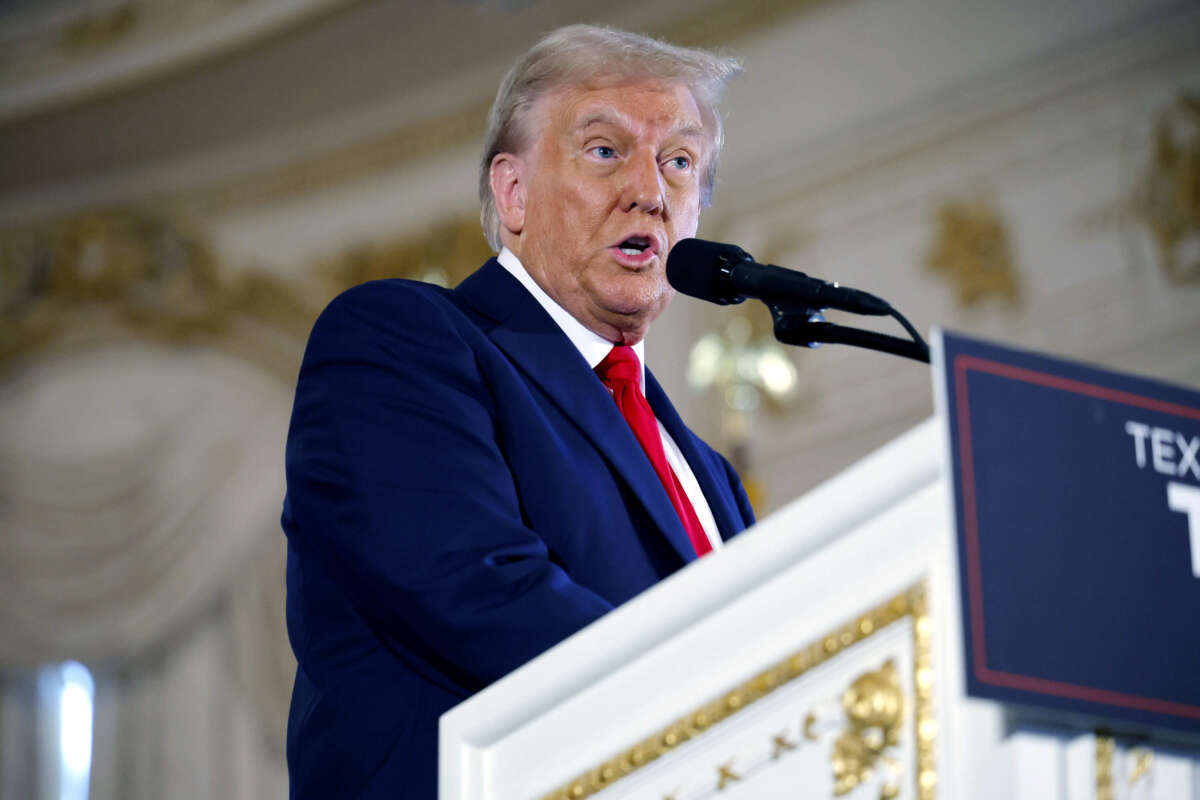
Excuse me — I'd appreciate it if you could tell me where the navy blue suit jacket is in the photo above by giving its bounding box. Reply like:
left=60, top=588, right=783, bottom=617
left=282, top=259, right=755, bottom=798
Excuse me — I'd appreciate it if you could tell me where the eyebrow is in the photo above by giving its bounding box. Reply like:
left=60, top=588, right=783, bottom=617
left=672, top=124, right=705, bottom=142
left=577, top=113, right=626, bottom=132
left=577, top=114, right=706, bottom=143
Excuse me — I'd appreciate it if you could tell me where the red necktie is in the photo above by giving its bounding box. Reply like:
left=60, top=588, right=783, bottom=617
left=595, top=345, right=713, bottom=557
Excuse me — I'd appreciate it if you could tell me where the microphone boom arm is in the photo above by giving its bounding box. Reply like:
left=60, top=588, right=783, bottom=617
left=769, top=303, right=931, bottom=364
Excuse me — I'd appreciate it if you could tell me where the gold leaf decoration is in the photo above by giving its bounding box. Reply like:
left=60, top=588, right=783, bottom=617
left=0, top=209, right=305, bottom=366
left=1128, top=746, right=1153, bottom=786
left=537, top=582, right=936, bottom=800
left=832, top=658, right=904, bottom=796
left=1136, top=92, right=1200, bottom=283
left=316, top=214, right=490, bottom=296
left=0, top=208, right=493, bottom=370
left=925, top=197, right=1020, bottom=306
left=1095, top=735, right=1115, bottom=800
left=60, top=4, right=141, bottom=53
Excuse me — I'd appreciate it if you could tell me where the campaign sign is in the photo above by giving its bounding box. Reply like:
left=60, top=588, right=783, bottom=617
left=936, top=330, right=1200, bottom=734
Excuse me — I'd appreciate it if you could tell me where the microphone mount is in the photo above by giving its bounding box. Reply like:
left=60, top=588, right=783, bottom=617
left=770, top=304, right=931, bottom=364
left=763, top=295, right=930, bottom=364
left=666, top=237, right=931, bottom=363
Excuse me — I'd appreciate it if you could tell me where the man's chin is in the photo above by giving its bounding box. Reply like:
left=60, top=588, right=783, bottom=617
left=603, top=289, right=669, bottom=316
left=596, top=299, right=672, bottom=340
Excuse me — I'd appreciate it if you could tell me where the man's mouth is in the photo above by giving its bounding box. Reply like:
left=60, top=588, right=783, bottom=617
left=616, top=235, right=654, bottom=256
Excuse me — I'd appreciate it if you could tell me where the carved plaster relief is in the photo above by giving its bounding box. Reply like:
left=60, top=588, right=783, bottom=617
left=924, top=197, right=1020, bottom=308
left=1136, top=93, right=1200, bottom=284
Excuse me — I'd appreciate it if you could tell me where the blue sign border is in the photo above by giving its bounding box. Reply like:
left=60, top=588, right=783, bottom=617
left=938, top=329, right=1200, bottom=734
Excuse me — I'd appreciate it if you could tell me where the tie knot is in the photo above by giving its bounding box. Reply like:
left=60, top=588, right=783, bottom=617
left=595, top=345, right=641, bottom=387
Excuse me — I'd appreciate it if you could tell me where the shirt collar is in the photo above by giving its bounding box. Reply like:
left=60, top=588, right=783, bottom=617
left=497, top=247, right=646, bottom=386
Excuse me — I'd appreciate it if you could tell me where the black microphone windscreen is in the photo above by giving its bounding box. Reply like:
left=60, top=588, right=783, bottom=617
left=666, top=238, right=748, bottom=303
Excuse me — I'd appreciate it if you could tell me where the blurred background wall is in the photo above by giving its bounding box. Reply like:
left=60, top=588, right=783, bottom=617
left=0, top=0, right=1197, bottom=797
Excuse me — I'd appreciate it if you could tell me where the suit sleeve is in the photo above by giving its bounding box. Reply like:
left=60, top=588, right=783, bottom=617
left=284, top=282, right=613, bottom=689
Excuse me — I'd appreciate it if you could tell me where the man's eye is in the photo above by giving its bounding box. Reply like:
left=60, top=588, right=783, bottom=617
left=668, top=155, right=691, bottom=170
left=591, top=145, right=616, bottom=159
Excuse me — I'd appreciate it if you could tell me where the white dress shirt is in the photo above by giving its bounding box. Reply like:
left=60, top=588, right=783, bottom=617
left=496, top=247, right=723, bottom=552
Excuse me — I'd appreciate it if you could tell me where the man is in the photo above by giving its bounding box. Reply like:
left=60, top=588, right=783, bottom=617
left=282, top=24, right=753, bottom=798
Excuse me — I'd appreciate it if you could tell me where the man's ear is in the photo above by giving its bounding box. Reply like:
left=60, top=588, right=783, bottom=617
left=490, top=153, right=526, bottom=235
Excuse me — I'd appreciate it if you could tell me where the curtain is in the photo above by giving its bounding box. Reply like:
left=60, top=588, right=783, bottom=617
left=0, top=336, right=296, bottom=798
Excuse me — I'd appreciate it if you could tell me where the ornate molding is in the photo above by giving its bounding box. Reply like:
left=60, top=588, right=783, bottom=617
left=723, top=7, right=1200, bottom=258
left=1094, top=734, right=1155, bottom=799
left=1135, top=92, right=1200, bottom=283
left=157, top=0, right=838, bottom=216
left=0, top=208, right=307, bottom=368
left=1128, top=746, right=1153, bottom=786
left=925, top=197, right=1021, bottom=307
left=58, top=3, right=142, bottom=53
left=0, top=207, right=490, bottom=371
left=189, top=100, right=493, bottom=215
left=312, top=213, right=490, bottom=294
left=833, top=659, right=905, bottom=796
left=1095, top=735, right=1115, bottom=800
left=537, top=581, right=937, bottom=800
left=0, top=0, right=355, bottom=121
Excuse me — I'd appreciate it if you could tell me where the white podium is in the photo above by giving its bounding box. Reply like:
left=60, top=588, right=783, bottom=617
left=440, top=417, right=1200, bottom=799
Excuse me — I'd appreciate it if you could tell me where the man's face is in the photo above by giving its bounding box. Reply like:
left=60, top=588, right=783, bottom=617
left=495, top=78, right=710, bottom=344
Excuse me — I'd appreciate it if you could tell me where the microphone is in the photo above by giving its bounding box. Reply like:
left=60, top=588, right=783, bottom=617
left=666, top=238, right=891, bottom=316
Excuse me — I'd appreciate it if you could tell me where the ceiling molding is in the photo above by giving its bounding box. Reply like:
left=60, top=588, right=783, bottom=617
left=0, top=0, right=836, bottom=224
left=159, top=0, right=835, bottom=216
left=0, top=0, right=359, bottom=123
left=718, top=4, right=1200, bottom=226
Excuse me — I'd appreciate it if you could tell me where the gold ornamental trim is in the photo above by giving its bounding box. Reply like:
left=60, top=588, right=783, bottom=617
left=0, top=208, right=312, bottom=370
left=1094, top=734, right=1154, bottom=799
left=1135, top=92, right=1200, bottom=283
left=538, top=581, right=937, bottom=800
left=925, top=197, right=1020, bottom=307
left=0, top=207, right=490, bottom=372
left=1095, top=735, right=1115, bottom=800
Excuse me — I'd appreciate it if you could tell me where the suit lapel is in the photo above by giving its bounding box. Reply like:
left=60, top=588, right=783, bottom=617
left=456, top=261, right=699, bottom=565
left=646, top=371, right=742, bottom=543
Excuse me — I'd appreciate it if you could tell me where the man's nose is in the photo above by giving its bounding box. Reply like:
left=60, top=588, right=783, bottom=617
left=621, top=152, right=665, bottom=215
